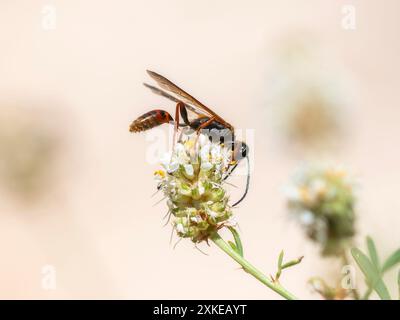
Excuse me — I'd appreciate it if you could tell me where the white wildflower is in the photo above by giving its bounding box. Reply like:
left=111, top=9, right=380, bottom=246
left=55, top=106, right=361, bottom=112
left=155, top=131, right=235, bottom=243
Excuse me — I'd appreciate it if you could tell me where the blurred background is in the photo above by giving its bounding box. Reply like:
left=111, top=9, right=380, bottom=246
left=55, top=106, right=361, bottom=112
left=0, top=0, right=399, bottom=299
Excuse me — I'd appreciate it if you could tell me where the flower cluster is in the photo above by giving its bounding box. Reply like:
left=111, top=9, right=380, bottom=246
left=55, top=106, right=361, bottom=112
left=267, top=36, right=352, bottom=152
left=155, top=131, right=235, bottom=243
left=285, top=165, right=356, bottom=256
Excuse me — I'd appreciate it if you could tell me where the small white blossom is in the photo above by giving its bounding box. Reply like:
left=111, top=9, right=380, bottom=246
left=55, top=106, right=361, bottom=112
left=184, top=164, right=194, bottom=177
left=299, top=210, right=314, bottom=226
left=283, top=185, right=302, bottom=202
left=201, top=162, right=213, bottom=171
left=176, top=223, right=185, bottom=234
left=198, top=134, right=208, bottom=146
left=207, top=209, right=219, bottom=218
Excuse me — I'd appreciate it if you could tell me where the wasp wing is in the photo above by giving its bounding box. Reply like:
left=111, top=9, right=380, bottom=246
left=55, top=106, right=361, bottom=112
left=146, top=70, right=225, bottom=123
left=143, top=83, right=205, bottom=117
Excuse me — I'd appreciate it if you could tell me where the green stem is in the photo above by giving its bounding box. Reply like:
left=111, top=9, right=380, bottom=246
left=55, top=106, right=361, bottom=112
left=210, top=232, right=298, bottom=300
left=362, top=287, right=373, bottom=300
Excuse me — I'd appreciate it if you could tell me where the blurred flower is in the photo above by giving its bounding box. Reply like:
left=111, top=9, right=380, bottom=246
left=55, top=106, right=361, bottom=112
left=285, top=164, right=356, bottom=256
left=155, top=131, right=235, bottom=243
left=0, top=106, right=61, bottom=203
left=266, top=34, right=354, bottom=152
left=308, top=277, right=348, bottom=300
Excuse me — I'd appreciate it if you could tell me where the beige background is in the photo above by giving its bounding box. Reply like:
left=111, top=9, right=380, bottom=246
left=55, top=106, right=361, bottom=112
left=0, top=0, right=399, bottom=299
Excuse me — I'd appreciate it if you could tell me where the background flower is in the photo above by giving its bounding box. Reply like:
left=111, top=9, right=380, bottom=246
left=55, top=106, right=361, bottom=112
left=285, top=164, right=356, bottom=256
left=265, top=34, right=355, bottom=154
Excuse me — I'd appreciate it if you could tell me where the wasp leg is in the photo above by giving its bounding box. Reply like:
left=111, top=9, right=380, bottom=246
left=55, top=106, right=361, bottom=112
left=195, top=117, right=215, bottom=134
left=179, top=102, right=190, bottom=126
left=173, top=102, right=191, bottom=146
left=191, top=116, right=216, bottom=148
left=223, top=162, right=238, bottom=181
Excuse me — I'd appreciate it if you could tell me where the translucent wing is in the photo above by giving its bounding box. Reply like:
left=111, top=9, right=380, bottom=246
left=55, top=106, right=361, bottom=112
left=143, top=83, right=205, bottom=117
left=146, top=70, right=226, bottom=123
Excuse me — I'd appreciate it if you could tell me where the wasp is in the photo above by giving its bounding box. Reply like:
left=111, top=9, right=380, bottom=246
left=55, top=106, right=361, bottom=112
left=130, top=70, right=249, bottom=206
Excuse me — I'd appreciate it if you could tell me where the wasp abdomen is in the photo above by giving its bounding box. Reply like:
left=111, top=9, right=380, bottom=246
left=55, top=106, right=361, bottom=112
left=129, top=110, right=173, bottom=133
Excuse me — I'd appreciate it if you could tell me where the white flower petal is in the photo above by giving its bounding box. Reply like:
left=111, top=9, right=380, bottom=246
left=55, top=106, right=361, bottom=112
left=200, top=145, right=210, bottom=161
left=198, top=134, right=209, bottom=146
left=208, top=210, right=218, bottom=218
left=175, top=143, right=185, bottom=153
left=184, top=164, right=194, bottom=177
left=176, top=223, right=185, bottom=233
left=299, top=210, right=314, bottom=226
left=190, top=216, right=201, bottom=223
left=198, top=182, right=205, bottom=195
left=201, top=162, right=212, bottom=171
left=160, top=152, right=172, bottom=168
left=167, top=161, right=179, bottom=173
left=283, top=185, right=301, bottom=202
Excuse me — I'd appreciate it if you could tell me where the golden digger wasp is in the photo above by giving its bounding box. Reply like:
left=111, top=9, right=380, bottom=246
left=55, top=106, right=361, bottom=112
left=130, top=70, right=249, bottom=206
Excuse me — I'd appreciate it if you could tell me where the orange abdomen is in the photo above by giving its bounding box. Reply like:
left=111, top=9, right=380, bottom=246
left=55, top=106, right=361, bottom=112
left=129, top=110, right=173, bottom=133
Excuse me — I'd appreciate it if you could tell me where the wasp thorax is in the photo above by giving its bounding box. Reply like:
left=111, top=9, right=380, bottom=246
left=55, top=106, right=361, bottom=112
left=155, top=132, right=236, bottom=243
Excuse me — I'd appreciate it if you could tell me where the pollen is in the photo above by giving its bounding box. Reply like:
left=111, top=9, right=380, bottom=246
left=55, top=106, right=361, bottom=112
left=184, top=139, right=195, bottom=150
left=299, top=186, right=311, bottom=204
left=325, top=168, right=346, bottom=179
left=154, top=170, right=166, bottom=178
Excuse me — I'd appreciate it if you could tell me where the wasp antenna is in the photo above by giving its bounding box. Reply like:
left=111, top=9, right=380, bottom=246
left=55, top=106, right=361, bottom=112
left=231, top=156, right=250, bottom=207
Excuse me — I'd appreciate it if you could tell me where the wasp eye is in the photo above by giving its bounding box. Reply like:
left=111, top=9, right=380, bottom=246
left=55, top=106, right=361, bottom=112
left=240, top=144, right=248, bottom=158
left=234, top=142, right=248, bottom=160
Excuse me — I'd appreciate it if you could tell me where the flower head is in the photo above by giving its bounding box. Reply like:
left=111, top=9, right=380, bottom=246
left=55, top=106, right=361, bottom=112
left=155, top=131, right=235, bottom=243
left=285, top=164, right=356, bottom=256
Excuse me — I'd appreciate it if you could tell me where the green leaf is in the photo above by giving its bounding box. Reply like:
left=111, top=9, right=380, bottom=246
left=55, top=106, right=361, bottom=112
left=227, top=227, right=243, bottom=257
left=366, top=236, right=380, bottom=270
left=281, top=256, right=304, bottom=269
left=278, top=250, right=284, bottom=269
left=382, top=249, right=400, bottom=274
left=351, top=248, right=391, bottom=300
left=397, top=270, right=400, bottom=300
left=228, top=241, right=237, bottom=253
